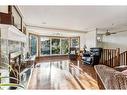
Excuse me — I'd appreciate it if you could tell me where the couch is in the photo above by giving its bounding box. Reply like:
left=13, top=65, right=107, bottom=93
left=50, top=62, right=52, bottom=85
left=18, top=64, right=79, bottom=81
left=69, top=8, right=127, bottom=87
left=94, top=65, right=127, bottom=89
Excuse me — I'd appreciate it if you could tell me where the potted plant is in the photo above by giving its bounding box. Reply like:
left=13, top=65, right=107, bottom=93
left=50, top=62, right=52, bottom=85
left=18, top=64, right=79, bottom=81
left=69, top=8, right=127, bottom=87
left=0, top=60, right=25, bottom=90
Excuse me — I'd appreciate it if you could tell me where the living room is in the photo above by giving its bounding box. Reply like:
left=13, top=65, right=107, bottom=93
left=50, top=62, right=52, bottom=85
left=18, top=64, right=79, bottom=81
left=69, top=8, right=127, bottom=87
left=0, top=2, right=127, bottom=94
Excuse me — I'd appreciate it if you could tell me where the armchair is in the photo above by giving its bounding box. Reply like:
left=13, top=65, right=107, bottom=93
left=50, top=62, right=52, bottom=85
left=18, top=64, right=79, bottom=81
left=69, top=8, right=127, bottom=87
left=82, top=47, right=102, bottom=65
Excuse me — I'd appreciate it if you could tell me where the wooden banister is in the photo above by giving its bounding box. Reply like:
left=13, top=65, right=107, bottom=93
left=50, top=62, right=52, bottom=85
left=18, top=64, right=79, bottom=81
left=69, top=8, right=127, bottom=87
left=116, top=48, right=120, bottom=66
left=100, top=48, right=120, bottom=68
left=100, top=48, right=127, bottom=67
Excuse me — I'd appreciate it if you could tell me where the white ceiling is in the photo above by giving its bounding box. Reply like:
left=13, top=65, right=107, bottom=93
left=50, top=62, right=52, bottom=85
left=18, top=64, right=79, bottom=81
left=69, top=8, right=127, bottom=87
left=19, top=6, right=127, bottom=33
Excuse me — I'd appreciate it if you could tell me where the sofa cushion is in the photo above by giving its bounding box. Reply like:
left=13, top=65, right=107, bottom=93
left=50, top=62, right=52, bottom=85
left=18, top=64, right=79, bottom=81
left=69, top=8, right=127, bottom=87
left=122, top=69, right=127, bottom=76
left=115, top=65, right=127, bottom=72
left=114, top=72, right=127, bottom=89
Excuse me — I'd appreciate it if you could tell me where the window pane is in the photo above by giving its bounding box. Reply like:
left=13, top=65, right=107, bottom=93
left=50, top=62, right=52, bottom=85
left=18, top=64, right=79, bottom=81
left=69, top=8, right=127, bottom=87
left=61, top=39, right=69, bottom=54
left=52, top=38, right=60, bottom=54
left=30, top=35, right=37, bottom=56
left=71, top=38, right=79, bottom=48
left=41, top=37, right=50, bottom=55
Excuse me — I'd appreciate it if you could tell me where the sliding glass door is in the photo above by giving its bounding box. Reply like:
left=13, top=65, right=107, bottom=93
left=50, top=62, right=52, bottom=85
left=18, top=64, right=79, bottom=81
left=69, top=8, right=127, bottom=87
left=40, top=37, right=70, bottom=56
left=71, top=37, right=80, bottom=48
left=51, top=38, right=60, bottom=55
left=40, top=37, right=50, bottom=55
left=61, top=38, right=69, bottom=54
left=29, top=35, right=37, bottom=56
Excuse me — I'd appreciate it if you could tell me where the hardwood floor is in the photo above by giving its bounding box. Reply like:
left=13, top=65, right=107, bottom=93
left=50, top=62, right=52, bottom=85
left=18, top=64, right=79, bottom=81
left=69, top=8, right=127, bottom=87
left=27, top=56, right=99, bottom=90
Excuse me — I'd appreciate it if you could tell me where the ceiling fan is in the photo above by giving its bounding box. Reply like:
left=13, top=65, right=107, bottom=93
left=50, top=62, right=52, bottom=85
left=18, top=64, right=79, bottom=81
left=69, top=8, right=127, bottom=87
left=105, top=29, right=116, bottom=36
left=99, top=29, right=127, bottom=36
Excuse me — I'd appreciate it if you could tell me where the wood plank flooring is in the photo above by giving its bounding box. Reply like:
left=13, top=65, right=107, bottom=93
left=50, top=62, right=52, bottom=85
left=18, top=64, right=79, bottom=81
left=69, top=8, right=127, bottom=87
left=27, top=57, right=99, bottom=90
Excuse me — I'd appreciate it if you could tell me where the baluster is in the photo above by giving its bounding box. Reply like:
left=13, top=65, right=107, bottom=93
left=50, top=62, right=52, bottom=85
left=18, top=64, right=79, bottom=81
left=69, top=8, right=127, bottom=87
left=103, top=49, right=105, bottom=65
left=105, top=50, right=108, bottom=65
left=116, top=48, right=120, bottom=66
left=126, top=51, right=127, bottom=65
left=124, top=53, right=125, bottom=65
left=111, top=50, right=113, bottom=67
left=109, top=50, right=111, bottom=67
left=107, top=49, right=109, bottom=66
left=114, top=50, right=116, bottom=67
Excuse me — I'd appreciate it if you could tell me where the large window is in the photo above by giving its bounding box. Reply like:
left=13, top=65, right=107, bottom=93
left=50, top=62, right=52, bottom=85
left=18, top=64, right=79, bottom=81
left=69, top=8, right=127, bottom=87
left=29, top=35, right=80, bottom=56
left=61, top=38, right=69, bottom=54
left=40, top=37, right=50, bottom=55
left=40, top=37, right=70, bottom=56
left=52, top=38, right=60, bottom=54
left=29, top=34, right=37, bottom=56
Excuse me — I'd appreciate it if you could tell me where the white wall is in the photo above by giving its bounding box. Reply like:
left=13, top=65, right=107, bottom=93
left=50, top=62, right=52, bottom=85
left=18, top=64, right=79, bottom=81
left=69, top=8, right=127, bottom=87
left=0, top=6, right=8, bottom=13
left=85, top=29, right=97, bottom=50
left=80, top=34, right=86, bottom=49
left=102, top=31, right=127, bottom=52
